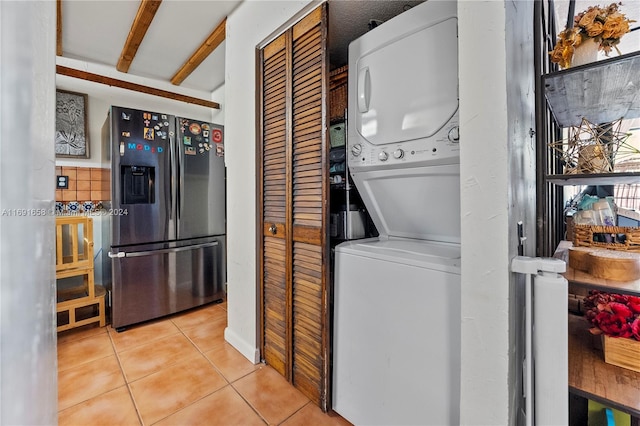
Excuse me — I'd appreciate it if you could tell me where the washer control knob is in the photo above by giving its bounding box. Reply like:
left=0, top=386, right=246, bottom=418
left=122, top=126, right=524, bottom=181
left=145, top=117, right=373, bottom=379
left=378, top=151, right=389, bottom=162
left=393, top=149, right=404, bottom=159
left=448, top=126, right=460, bottom=143
left=351, top=143, right=362, bottom=156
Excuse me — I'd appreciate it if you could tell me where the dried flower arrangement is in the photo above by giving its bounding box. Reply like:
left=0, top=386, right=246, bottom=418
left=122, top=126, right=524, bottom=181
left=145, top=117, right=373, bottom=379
left=584, top=290, right=640, bottom=339
left=549, top=2, right=635, bottom=68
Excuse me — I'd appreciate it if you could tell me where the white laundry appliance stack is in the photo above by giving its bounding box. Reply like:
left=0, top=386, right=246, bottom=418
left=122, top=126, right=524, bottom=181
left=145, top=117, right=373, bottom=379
left=332, top=1, right=462, bottom=425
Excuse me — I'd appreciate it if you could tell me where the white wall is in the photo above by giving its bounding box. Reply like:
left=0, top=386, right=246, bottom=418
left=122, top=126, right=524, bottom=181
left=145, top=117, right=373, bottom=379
left=223, top=0, right=315, bottom=363
left=458, top=1, right=535, bottom=424
left=0, top=1, right=58, bottom=423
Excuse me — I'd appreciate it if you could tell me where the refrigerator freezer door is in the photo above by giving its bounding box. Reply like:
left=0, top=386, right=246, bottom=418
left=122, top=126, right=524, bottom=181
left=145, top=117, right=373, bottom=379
left=110, top=238, right=224, bottom=329
left=109, top=107, right=175, bottom=246
left=176, top=118, right=226, bottom=239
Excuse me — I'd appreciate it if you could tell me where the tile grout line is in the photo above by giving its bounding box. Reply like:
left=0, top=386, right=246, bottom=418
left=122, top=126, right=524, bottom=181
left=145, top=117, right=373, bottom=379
left=106, top=326, right=145, bottom=426
left=228, top=377, right=270, bottom=425
left=277, top=401, right=312, bottom=426
left=154, top=305, right=271, bottom=425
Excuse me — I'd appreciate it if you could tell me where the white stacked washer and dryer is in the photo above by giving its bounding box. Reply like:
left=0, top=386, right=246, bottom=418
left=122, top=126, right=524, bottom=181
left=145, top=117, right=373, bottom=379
left=332, top=1, right=461, bottom=424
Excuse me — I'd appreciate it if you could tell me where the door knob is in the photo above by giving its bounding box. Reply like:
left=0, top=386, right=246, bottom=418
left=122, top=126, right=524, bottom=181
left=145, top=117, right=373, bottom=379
left=269, top=224, right=277, bottom=235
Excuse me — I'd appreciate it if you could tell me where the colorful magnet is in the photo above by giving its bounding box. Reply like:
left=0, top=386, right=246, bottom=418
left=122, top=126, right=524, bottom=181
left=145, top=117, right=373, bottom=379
left=144, top=120, right=150, bottom=126
left=185, top=146, right=196, bottom=155
left=183, top=136, right=192, bottom=145
left=189, top=123, right=201, bottom=135
left=164, top=121, right=169, bottom=126
left=203, top=130, right=209, bottom=137
left=152, top=115, right=158, bottom=120
left=144, top=128, right=154, bottom=140
left=154, top=125, right=160, bottom=130
left=161, top=114, right=167, bottom=120
left=216, top=144, right=224, bottom=157
left=195, top=136, right=202, bottom=142
left=121, top=131, right=130, bottom=137
left=212, top=129, right=223, bottom=143
left=122, top=112, right=131, bottom=120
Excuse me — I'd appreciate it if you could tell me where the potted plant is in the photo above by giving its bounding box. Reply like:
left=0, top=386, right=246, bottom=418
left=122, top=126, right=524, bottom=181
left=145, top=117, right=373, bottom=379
left=549, top=2, right=635, bottom=68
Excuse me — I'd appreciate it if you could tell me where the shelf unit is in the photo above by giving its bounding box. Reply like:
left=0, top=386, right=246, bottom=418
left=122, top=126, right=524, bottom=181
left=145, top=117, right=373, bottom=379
left=535, top=2, right=640, bottom=421
left=538, top=49, right=640, bottom=256
left=55, top=216, right=105, bottom=332
left=537, top=15, right=640, bottom=424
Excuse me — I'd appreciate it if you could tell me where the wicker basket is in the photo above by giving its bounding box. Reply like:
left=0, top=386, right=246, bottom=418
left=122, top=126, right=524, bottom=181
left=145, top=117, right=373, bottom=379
left=573, top=224, right=640, bottom=252
left=329, top=66, right=348, bottom=122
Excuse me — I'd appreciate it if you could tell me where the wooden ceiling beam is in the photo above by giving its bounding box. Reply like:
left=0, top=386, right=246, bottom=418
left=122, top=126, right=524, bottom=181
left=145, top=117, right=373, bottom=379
left=171, top=17, right=226, bottom=86
left=56, top=0, right=62, bottom=56
left=117, top=0, right=162, bottom=73
left=56, top=65, right=220, bottom=109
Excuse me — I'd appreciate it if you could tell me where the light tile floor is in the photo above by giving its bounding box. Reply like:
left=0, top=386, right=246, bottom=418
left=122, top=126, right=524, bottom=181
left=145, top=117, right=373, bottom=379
left=57, top=301, right=351, bottom=426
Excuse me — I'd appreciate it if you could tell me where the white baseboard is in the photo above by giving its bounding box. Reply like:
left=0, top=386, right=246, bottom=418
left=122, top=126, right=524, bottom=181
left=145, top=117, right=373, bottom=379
left=224, top=326, right=260, bottom=364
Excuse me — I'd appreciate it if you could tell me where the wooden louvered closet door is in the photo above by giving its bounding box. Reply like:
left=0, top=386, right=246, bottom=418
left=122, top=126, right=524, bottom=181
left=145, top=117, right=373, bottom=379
left=258, top=4, right=330, bottom=410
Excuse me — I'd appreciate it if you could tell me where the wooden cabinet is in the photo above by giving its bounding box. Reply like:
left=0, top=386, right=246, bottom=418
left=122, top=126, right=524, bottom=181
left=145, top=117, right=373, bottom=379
left=257, top=4, right=331, bottom=410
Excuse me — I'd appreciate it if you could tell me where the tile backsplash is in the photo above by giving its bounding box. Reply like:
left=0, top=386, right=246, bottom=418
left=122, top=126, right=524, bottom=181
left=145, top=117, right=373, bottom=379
left=55, top=166, right=110, bottom=205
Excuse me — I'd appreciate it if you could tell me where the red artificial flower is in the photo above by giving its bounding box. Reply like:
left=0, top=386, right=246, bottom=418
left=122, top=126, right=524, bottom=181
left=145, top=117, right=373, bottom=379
left=584, top=290, right=640, bottom=340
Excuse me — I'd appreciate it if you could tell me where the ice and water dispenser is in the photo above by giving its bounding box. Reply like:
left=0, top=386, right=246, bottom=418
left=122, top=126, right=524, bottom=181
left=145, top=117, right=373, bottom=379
left=121, top=165, right=154, bottom=204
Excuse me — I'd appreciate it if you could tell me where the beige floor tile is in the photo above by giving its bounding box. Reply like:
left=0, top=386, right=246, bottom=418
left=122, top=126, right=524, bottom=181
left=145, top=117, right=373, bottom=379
left=154, top=385, right=265, bottom=426
left=58, top=354, right=126, bottom=411
left=281, top=402, right=353, bottom=426
left=181, top=318, right=227, bottom=353
left=204, top=342, right=259, bottom=382
left=108, top=319, right=180, bottom=353
left=170, top=303, right=226, bottom=331
left=118, top=333, right=201, bottom=382
left=57, top=323, right=107, bottom=345
left=129, top=354, right=227, bottom=425
left=58, top=386, right=141, bottom=426
left=233, top=365, right=309, bottom=425
left=58, top=332, right=114, bottom=372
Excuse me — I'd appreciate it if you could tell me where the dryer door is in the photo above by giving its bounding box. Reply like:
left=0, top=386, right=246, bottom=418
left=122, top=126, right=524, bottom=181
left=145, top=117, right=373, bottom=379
left=351, top=13, right=458, bottom=146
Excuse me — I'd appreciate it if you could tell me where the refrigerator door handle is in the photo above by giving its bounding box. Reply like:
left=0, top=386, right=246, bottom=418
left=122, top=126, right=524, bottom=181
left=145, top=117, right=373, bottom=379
left=169, top=133, right=177, bottom=226
left=177, top=131, right=185, bottom=223
left=118, top=241, right=218, bottom=258
left=108, top=251, right=126, bottom=258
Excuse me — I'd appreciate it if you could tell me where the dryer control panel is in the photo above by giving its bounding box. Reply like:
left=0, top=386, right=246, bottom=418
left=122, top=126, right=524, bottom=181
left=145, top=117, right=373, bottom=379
left=348, top=115, right=460, bottom=172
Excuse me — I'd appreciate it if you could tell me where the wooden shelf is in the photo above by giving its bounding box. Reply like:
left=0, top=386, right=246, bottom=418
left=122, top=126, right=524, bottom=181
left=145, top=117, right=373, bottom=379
left=543, top=50, right=640, bottom=128
left=546, top=172, right=640, bottom=186
left=568, top=314, right=640, bottom=418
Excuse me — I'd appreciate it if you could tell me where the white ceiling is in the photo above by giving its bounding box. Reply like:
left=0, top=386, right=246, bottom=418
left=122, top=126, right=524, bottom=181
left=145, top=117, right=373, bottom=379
left=59, top=0, right=424, bottom=94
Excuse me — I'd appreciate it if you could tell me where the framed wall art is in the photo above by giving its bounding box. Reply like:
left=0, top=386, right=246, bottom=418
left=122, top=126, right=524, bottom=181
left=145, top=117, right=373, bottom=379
left=55, top=89, right=89, bottom=158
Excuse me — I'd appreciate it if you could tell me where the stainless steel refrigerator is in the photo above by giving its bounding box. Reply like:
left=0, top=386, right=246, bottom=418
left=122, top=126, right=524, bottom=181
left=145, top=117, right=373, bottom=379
left=101, top=106, right=226, bottom=331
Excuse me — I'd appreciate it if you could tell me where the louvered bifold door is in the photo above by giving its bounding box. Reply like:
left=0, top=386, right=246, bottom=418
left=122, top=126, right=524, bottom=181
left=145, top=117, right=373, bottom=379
left=258, top=4, right=329, bottom=410
left=259, top=31, right=290, bottom=378
left=290, top=7, right=328, bottom=408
